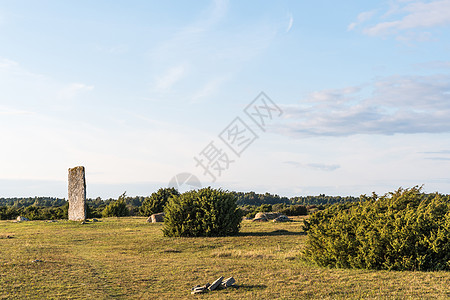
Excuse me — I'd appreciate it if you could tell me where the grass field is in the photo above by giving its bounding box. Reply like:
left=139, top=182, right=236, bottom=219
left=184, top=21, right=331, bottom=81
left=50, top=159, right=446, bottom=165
left=1, top=217, right=449, bottom=299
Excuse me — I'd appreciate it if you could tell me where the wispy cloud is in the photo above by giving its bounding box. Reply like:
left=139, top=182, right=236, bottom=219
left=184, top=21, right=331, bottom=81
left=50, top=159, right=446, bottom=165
left=147, top=0, right=278, bottom=99
left=95, top=44, right=129, bottom=55
left=0, top=57, right=46, bottom=79
left=154, top=64, right=187, bottom=91
left=420, top=150, right=450, bottom=154
left=280, top=74, right=450, bottom=137
left=0, top=58, right=18, bottom=69
left=58, top=83, right=94, bottom=99
left=0, top=106, right=35, bottom=115
left=191, top=76, right=229, bottom=103
left=347, top=10, right=376, bottom=31
left=420, top=149, right=450, bottom=162
left=350, top=0, right=450, bottom=40
left=425, top=157, right=450, bottom=161
left=284, top=161, right=340, bottom=171
left=414, top=60, right=450, bottom=70
left=286, top=13, right=294, bottom=32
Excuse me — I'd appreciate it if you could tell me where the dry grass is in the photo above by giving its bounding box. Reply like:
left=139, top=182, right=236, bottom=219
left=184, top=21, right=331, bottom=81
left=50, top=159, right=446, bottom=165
left=0, top=216, right=449, bottom=299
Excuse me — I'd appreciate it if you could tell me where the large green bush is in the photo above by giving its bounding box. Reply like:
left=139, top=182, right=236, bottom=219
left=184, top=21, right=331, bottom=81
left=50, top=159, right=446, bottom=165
left=303, top=187, right=450, bottom=271
left=163, top=187, right=242, bottom=237
left=139, top=187, right=179, bottom=216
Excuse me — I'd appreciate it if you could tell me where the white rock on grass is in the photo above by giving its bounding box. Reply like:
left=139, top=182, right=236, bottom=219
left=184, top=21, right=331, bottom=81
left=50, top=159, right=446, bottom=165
left=208, top=276, right=224, bottom=291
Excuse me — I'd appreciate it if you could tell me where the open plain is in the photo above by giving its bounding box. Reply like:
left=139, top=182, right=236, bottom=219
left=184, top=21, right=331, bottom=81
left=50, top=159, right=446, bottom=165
left=1, top=217, right=449, bottom=299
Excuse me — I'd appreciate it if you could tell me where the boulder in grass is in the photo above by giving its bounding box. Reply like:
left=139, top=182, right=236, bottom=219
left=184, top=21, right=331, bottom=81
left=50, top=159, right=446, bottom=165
left=16, top=216, right=30, bottom=222
left=208, top=276, right=224, bottom=291
left=273, top=215, right=291, bottom=222
left=254, top=212, right=281, bottom=220
left=221, top=277, right=235, bottom=288
left=252, top=216, right=268, bottom=222
left=147, top=212, right=165, bottom=223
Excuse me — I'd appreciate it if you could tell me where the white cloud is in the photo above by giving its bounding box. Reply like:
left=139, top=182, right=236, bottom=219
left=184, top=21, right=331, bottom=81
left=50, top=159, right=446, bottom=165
left=348, top=10, right=376, bottom=31
left=58, top=83, right=94, bottom=99
left=0, top=58, right=18, bottom=69
left=0, top=106, right=35, bottom=115
left=191, top=76, right=228, bottom=103
left=95, top=44, right=129, bottom=55
left=284, top=161, right=340, bottom=171
left=280, top=74, right=450, bottom=137
left=0, top=57, right=46, bottom=79
left=154, top=64, right=187, bottom=91
left=351, top=0, right=450, bottom=39
left=414, top=60, right=450, bottom=70
left=286, top=13, right=294, bottom=32
left=146, top=0, right=278, bottom=100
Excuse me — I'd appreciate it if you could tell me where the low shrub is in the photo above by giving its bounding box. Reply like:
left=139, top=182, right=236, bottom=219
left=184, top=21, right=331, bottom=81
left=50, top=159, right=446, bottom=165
left=140, top=187, right=179, bottom=216
left=279, top=205, right=307, bottom=216
left=303, top=186, right=450, bottom=271
left=163, top=187, right=242, bottom=237
left=0, top=204, right=68, bottom=220
left=102, top=192, right=129, bottom=217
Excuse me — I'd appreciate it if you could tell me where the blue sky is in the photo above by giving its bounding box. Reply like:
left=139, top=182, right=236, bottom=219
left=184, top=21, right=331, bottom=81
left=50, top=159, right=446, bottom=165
left=1, top=0, right=450, bottom=198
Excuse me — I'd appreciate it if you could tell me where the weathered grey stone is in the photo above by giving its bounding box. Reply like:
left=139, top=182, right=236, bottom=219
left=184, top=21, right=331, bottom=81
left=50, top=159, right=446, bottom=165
left=255, top=212, right=281, bottom=220
left=68, top=166, right=87, bottom=221
left=221, top=277, right=235, bottom=288
left=191, top=287, right=206, bottom=294
left=150, top=212, right=164, bottom=223
left=208, top=276, right=224, bottom=291
left=273, top=215, right=291, bottom=222
left=16, top=216, right=30, bottom=222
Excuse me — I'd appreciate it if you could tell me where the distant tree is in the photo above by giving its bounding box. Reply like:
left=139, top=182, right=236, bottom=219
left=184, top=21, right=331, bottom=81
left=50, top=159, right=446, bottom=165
left=279, top=204, right=307, bottom=216
left=257, top=204, right=272, bottom=213
left=102, top=192, right=129, bottom=217
left=140, top=188, right=180, bottom=216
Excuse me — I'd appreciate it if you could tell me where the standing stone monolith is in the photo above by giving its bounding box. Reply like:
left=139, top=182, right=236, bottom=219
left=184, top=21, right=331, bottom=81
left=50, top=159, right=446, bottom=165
left=68, top=166, right=87, bottom=221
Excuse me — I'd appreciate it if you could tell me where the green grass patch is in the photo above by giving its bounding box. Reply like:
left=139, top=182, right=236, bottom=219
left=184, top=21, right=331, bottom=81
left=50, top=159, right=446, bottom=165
left=1, top=217, right=449, bottom=299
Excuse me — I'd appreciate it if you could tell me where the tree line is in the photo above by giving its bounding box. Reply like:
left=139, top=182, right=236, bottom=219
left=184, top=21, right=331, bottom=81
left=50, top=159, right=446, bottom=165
left=0, top=190, right=359, bottom=220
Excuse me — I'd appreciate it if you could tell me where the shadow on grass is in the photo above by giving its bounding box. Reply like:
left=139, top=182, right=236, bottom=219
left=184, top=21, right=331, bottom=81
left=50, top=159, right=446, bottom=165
left=238, top=229, right=305, bottom=237
left=229, top=284, right=267, bottom=291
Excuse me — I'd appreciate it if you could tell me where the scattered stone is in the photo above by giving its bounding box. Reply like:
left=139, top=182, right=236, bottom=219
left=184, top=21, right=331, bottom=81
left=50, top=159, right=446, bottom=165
left=273, top=215, right=291, bottom=222
left=47, top=220, right=57, bottom=223
left=68, top=166, right=87, bottom=221
left=221, top=277, right=235, bottom=288
left=0, top=234, right=14, bottom=239
left=92, top=218, right=99, bottom=222
left=147, top=212, right=165, bottom=223
left=208, top=276, right=224, bottom=291
left=80, top=221, right=86, bottom=225
left=252, top=216, right=268, bottom=222
left=31, top=259, right=43, bottom=263
left=254, top=212, right=281, bottom=220
left=191, top=277, right=235, bottom=294
left=191, top=287, right=206, bottom=294
left=16, top=216, right=30, bottom=222
left=254, top=212, right=266, bottom=219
